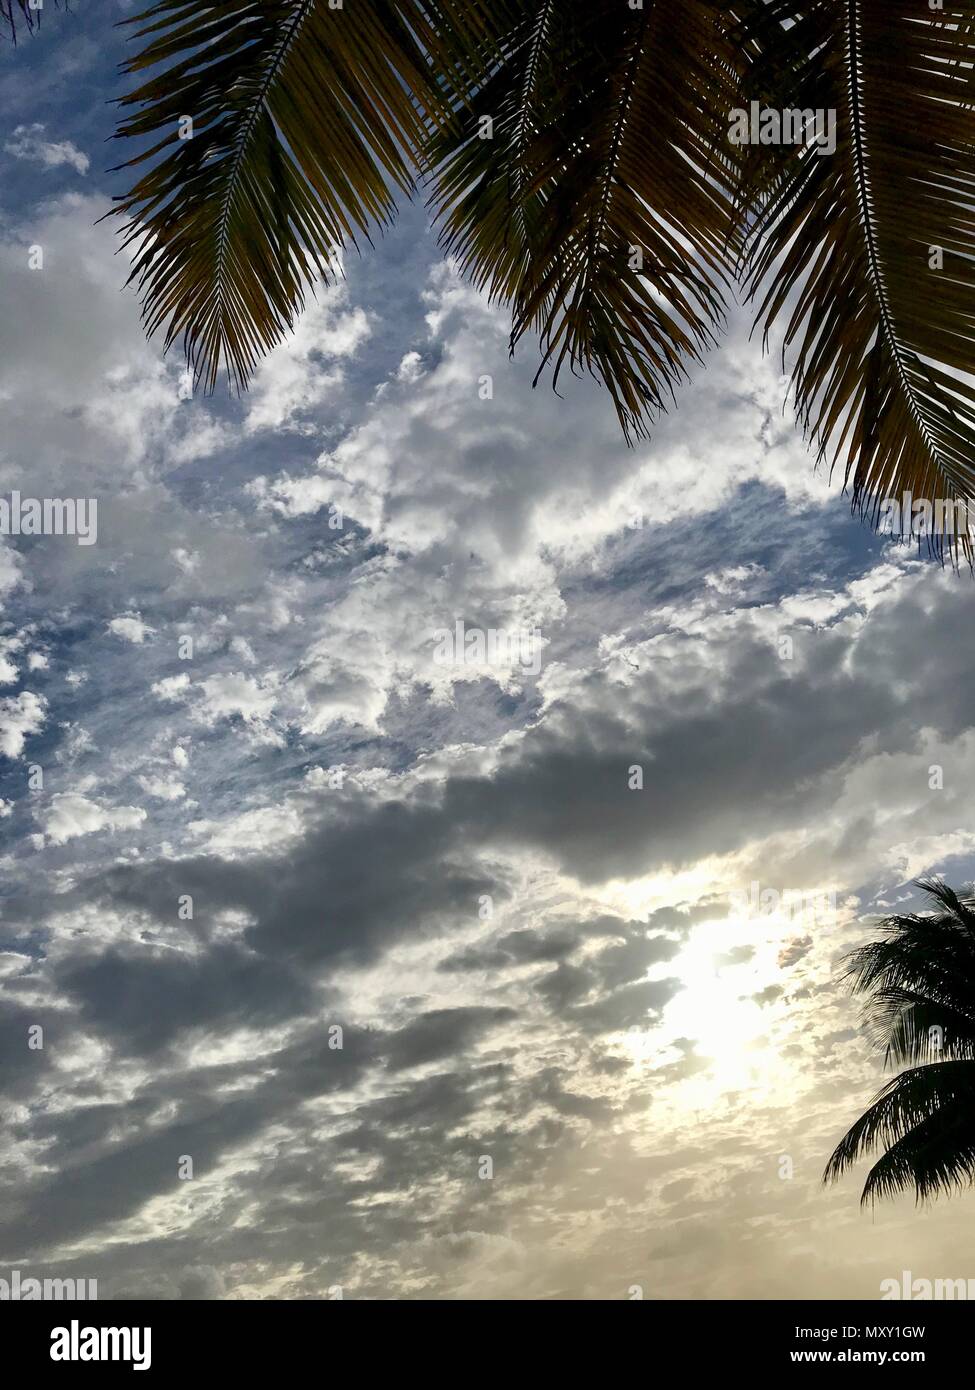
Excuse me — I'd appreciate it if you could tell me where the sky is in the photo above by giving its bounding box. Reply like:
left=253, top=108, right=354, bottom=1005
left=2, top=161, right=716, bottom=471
left=3, top=3, right=975, bottom=1301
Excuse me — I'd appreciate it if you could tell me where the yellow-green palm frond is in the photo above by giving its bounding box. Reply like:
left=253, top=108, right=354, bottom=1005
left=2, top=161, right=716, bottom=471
left=109, top=0, right=490, bottom=392
left=737, top=0, right=975, bottom=562
left=429, top=0, right=744, bottom=441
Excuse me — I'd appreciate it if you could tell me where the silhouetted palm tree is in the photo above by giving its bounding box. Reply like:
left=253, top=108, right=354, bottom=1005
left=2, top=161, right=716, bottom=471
left=825, top=879, right=975, bottom=1205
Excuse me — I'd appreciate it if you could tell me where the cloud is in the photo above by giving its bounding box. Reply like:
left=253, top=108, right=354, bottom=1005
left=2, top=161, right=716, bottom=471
left=4, top=123, right=89, bottom=174
left=136, top=774, right=185, bottom=802
left=0, top=690, right=46, bottom=758
left=151, top=674, right=191, bottom=702
left=108, top=614, right=155, bottom=645
left=244, top=282, right=370, bottom=434
left=37, top=793, right=147, bottom=846
left=2, top=164, right=972, bottom=1303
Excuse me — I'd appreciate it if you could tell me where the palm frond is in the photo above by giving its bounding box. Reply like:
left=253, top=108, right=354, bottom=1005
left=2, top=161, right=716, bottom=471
left=109, top=0, right=489, bottom=392
left=874, top=987, right=975, bottom=1066
left=428, top=0, right=744, bottom=441
left=0, top=0, right=27, bottom=41
left=839, top=905, right=975, bottom=1077
left=841, top=881, right=975, bottom=1029
left=824, top=1060, right=975, bottom=1203
left=0, top=0, right=58, bottom=43
left=861, top=1102, right=975, bottom=1206
left=826, top=880, right=975, bottom=1203
left=915, top=875, right=975, bottom=929
left=737, top=0, right=975, bottom=562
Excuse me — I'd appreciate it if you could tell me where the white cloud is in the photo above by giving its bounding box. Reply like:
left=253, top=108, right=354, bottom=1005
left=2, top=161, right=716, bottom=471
left=137, top=774, right=186, bottom=802
left=396, top=350, right=425, bottom=383
left=37, top=792, right=146, bottom=845
left=197, top=672, right=277, bottom=722
left=229, top=636, right=257, bottom=664
left=5, top=123, right=89, bottom=175
left=244, top=283, right=370, bottom=434
left=109, top=614, right=155, bottom=645
left=171, top=548, right=200, bottom=575
left=0, top=690, right=46, bottom=758
left=151, top=673, right=191, bottom=703
left=187, top=803, right=304, bottom=856
left=0, top=636, right=21, bottom=685
left=247, top=471, right=335, bottom=520
left=293, top=657, right=388, bottom=735
left=231, top=262, right=847, bottom=733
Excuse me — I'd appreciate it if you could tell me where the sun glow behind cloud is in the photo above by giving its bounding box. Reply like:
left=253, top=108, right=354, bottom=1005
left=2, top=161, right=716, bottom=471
left=664, top=920, right=789, bottom=1097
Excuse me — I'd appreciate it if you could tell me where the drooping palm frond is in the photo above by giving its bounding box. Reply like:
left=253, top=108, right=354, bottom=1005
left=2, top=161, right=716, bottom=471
left=0, top=0, right=29, bottom=41
left=736, top=1, right=975, bottom=560
left=0, top=0, right=59, bottom=43
left=108, top=0, right=495, bottom=392
left=428, top=0, right=745, bottom=440
left=108, top=0, right=975, bottom=519
left=825, top=880, right=975, bottom=1203
left=824, top=1062, right=975, bottom=1204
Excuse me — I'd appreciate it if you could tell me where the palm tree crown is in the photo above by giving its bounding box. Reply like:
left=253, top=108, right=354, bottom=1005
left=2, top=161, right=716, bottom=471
left=825, top=878, right=975, bottom=1205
